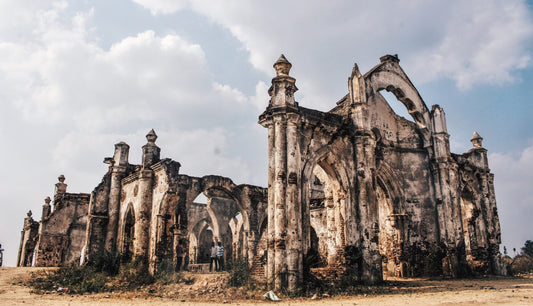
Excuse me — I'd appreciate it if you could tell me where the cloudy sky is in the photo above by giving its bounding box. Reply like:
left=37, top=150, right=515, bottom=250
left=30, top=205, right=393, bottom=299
left=1, top=0, right=532, bottom=266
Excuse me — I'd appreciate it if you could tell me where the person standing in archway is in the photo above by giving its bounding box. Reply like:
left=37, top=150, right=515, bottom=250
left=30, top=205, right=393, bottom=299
left=176, top=240, right=186, bottom=271
left=217, top=241, right=225, bottom=271
left=209, top=242, right=218, bottom=272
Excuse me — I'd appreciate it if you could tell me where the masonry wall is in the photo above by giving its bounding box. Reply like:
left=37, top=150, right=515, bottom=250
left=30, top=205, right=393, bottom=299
left=34, top=193, right=90, bottom=266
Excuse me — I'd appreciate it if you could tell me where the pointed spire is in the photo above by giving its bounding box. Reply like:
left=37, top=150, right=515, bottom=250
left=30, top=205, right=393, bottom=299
left=273, top=54, right=292, bottom=76
left=471, top=131, right=483, bottom=149
left=351, top=63, right=361, bottom=78
left=143, top=129, right=161, bottom=168
left=348, top=63, right=362, bottom=103
left=146, top=129, right=158, bottom=144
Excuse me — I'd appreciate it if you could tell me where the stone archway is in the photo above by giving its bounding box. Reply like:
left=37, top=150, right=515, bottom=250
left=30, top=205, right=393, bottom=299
left=190, top=219, right=214, bottom=264
left=301, top=148, right=352, bottom=269
left=122, top=204, right=135, bottom=262
left=459, top=186, right=489, bottom=274
left=376, top=163, right=408, bottom=277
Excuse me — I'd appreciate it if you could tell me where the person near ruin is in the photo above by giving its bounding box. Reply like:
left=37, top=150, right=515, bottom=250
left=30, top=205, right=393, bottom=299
left=217, top=241, right=224, bottom=271
left=209, top=242, right=218, bottom=272
left=176, top=240, right=186, bottom=271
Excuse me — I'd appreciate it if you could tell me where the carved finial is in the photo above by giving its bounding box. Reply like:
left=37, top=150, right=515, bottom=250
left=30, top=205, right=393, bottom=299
left=146, top=129, right=158, bottom=144
left=55, top=175, right=67, bottom=195
left=471, top=131, right=483, bottom=149
left=351, top=63, right=361, bottom=78
left=273, top=54, right=292, bottom=76
left=26, top=210, right=32, bottom=217
left=44, top=197, right=51, bottom=205
left=348, top=63, right=362, bottom=103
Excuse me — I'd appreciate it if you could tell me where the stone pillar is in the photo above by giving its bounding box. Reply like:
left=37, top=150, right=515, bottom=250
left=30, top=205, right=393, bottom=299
left=259, top=55, right=302, bottom=291
left=348, top=63, right=368, bottom=130
left=468, top=132, right=501, bottom=274
left=354, top=134, right=382, bottom=284
left=105, top=142, right=129, bottom=252
left=430, top=105, right=470, bottom=277
left=17, top=211, right=39, bottom=267
left=266, top=123, right=276, bottom=283
left=273, top=116, right=287, bottom=289
left=285, top=115, right=302, bottom=290
left=325, top=193, right=337, bottom=265
left=41, top=197, right=51, bottom=221
left=134, top=130, right=160, bottom=259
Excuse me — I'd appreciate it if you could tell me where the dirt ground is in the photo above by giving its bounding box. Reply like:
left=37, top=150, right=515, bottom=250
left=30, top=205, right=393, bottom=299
left=1, top=267, right=532, bottom=305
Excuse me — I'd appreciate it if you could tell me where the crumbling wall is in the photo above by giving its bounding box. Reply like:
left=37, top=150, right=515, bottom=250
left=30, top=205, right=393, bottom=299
left=18, top=53, right=501, bottom=294
left=259, top=54, right=502, bottom=291
left=16, top=211, right=39, bottom=267
left=34, top=192, right=90, bottom=266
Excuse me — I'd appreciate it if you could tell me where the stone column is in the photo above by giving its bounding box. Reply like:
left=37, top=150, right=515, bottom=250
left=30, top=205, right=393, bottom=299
left=259, top=54, right=301, bottom=291
left=430, top=105, right=464, bottom=276
left=135, top=130, right=160, bottom=260
left=134, top=169, right=153, bottom=259
left=286, top=115, right=302, bottom=291
left=354, top=135, right=382, bottom=284
left=266, top=123, right=276, bottom=283
left=273, top=116, right=287, bottom=289
left=41, top=197, right=51, bottom=221
left=105, top=142, right=129, bottom=252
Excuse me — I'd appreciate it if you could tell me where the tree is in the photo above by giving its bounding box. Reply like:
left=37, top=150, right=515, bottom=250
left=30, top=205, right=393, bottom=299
left=522, top=240, right=533, bottom=257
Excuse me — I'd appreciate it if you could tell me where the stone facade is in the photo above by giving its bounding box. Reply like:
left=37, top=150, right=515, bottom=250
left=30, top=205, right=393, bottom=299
left=16, top=210, right=39, bottom=267
left=82, top=130, right=268, bottom=273
left=258, top=54, right=502, bottom=290
left=17, top=176, right=90, bottom=267
left=18, top=54, right=502, bottom=293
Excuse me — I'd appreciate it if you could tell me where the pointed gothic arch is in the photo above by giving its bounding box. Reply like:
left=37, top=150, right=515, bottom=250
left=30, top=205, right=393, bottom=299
left=122, top=203, right=135, bottom=262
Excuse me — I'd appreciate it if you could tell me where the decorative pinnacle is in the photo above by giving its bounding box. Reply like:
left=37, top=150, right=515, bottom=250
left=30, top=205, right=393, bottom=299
left=273, top=54, right=292, bottom=76
left=471, top=131, right=483, bottom=149
left=58, top=174, right=65, bottom=183
left=146, top=129, right=158, bottom=144
left=44, top=197, right=51, bottom=205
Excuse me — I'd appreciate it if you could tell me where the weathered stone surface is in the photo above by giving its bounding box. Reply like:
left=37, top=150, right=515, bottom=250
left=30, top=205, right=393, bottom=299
left=17, top=177, right=90, bottom=267
left=259, top=54, right=502, bottom=290
left=18, top=54, right=502, bottom=294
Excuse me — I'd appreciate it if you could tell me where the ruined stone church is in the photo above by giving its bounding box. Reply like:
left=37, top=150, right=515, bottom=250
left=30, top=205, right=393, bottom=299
left=18, top=54, right=503, bottom=292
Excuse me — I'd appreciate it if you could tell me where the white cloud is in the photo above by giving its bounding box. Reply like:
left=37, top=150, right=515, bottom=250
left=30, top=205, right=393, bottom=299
left=0, top=1, right=267, bottom=266
left=132, top=0, right=533, bottom=107
left=131, top=0, right=189, bottom=15
left=490, top=142, right=533, bottom=252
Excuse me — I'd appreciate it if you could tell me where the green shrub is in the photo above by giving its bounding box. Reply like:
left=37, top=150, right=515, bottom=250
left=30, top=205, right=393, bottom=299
left=29, top=262, right=108, bottom=294
left=88, top=250, right=122, bottom=276
left=228, top=258, right=251, bottom=287
left=118, top=256, right=154, bottom=288
left=508, top=255, right=533, bottom=275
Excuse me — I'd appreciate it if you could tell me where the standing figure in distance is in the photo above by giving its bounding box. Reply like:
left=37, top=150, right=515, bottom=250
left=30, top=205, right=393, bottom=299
left=176, top=240, right=186, bottom=271
left=217, top=241, right=224, bottom=271
left=209, top=242, right=218, bottom=272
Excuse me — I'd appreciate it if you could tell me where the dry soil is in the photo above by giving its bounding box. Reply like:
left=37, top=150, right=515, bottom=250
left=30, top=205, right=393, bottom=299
left=1, top=267, right=532, bottom=305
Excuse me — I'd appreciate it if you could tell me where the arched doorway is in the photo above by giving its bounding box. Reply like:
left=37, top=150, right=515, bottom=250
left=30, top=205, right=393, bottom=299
left=123, top=204, right=135, bottom=262
left=376, top=167, right=408, bottom=278
left=195, top=221, right=214, bottom=264
left=460, top=187, right=488, bottom=273
left=303, top=152, right=349, bottom=270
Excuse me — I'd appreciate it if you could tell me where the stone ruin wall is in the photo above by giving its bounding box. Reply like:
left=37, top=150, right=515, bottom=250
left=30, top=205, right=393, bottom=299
left=17, top=54, right=503, bottom=294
